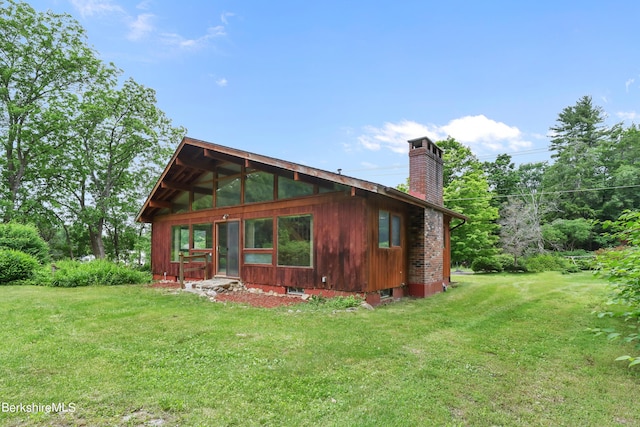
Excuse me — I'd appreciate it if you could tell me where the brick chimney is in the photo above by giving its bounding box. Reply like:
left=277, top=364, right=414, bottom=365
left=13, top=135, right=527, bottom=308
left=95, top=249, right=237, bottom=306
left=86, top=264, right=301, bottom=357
left=408, top=136, right=443, bottom=206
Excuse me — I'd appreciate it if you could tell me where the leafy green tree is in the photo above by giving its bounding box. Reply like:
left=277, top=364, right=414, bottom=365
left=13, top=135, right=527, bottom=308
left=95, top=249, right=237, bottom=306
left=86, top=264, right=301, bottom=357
left=542, top=218, right=594, bottom=251
left=0, top=0, right=106, bottom=221
left=599, top=125, right=640, bottom=221
left=46, top=78, right=182, bottom=259
left=483, top=153, right=519, bottom=208
left=594, top=210, right=640, bottom=367
left=439, top=137, right=499, bottom=264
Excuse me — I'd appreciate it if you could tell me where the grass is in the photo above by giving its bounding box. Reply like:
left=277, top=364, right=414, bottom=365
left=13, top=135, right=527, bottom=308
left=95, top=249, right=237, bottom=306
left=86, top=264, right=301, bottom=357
left=1, top=272, right=639, bottom=426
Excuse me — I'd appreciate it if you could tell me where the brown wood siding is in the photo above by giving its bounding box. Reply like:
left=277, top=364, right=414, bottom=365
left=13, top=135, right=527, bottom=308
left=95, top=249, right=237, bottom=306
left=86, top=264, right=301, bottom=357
left=365, top=194, right=409, bottom=292
left=151, top=191, right=369, bottom=292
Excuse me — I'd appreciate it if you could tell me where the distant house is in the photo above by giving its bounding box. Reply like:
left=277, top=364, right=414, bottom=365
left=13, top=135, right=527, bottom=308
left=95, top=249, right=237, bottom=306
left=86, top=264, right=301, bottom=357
left=137, top=136, right=465, bottom=305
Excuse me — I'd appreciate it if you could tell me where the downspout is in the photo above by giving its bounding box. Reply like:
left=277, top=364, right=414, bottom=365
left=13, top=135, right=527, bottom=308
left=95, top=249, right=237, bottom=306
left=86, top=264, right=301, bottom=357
left=450, top=218, right=466, bottom=232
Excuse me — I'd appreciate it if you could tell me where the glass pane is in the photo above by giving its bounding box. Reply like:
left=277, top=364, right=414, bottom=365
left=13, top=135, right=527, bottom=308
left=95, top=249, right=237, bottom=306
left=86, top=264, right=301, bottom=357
left=227, top=222, right=240, bottom=276
left=244, top=253, right=272, bottom=264
left=392, top=215, right=401, bottom=247
left=278, top=176, right=314, bottom=199
left=216, top=163, right=241, bottom=178
left=192, top=192, right=213, bottom=210
left=216, top=177, right=241, bottom=207
left=245, top=170, right=274, bottom=203
left=192, top=224, right=213, bottom=250
left=278, top=215, right=313, bottom=267
left=192, top=178, right=213, bottom=211
left=217, top=223, right=227, bottom=274
left=172, top=191, right=189, bottom=214
left=244, top=218, right=273, bottom=248
left=171, top=225, right=189, bottom=261
left=378, top=210, right=390, bottom=248
left=318, top=182, right=350, bottom=193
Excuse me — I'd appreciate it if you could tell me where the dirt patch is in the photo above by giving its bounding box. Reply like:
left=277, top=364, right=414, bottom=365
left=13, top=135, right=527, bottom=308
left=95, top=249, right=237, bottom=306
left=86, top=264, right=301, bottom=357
left=150, top=281, right=305, bottom=308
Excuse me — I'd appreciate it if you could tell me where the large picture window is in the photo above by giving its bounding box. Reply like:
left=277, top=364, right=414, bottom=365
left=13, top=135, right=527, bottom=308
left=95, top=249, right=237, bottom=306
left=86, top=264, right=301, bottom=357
left=277, top=214, right=313, bottom=267
left=379, top=210, right=401, bottom=248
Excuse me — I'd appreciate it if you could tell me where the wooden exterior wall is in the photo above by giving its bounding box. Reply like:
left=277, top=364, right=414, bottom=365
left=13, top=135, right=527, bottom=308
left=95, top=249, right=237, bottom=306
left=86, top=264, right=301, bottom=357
left=151, top=191, right=375, bottom=292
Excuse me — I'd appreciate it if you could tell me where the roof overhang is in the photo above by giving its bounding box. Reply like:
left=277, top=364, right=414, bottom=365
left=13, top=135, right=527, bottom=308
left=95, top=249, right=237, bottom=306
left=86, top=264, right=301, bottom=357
left=136, top=137, right=467, bottom=222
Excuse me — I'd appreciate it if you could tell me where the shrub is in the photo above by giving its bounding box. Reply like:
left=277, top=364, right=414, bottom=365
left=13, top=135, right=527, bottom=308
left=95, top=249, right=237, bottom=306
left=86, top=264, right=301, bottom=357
left=0, top=249, right=39, bottom=284
left=307, top=294, right=363, bottom=309
left=0, top=223, right=49, bottom=264
left=50, top=259, right=150, bottom=287
left=522, top=254, right=571, bottom=273
left=495, top=254, right=527, bottom=272
left=471, top=256, right=503, bottom=273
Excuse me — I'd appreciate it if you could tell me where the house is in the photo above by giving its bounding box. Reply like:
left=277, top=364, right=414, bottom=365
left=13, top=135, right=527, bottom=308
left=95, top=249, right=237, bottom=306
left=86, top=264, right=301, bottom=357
left=136, top=136, right=465, bottom=305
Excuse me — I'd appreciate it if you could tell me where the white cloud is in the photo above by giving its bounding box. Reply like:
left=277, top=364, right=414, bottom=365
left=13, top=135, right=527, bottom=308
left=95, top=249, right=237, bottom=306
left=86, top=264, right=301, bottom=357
left=127, top=13, right=155, bottom=40
left=162, top=25, right=226, bottom=49
left=357, top=120, right=440, bottom=153
left=136, top=0, right=152, bottom=10
left=357, top=115, right=532, bottom=154
left=216, top=78, right=228, bottom=87
left=70, top=0, right=124, bottom=17
left=626, top=78, right=635, bottom=92
left=220, top=12, right=235, bottom=25
left=616, top=111, right=638, bottom=121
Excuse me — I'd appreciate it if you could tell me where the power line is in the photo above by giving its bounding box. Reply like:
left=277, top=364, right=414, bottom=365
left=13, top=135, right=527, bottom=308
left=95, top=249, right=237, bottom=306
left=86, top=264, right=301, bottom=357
left=445, top=183, right=640, bottom=202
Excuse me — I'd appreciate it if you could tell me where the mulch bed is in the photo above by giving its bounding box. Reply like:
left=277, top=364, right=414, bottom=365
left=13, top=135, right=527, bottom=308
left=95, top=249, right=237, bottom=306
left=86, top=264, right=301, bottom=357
left=149, top=281, right=305, bottom=308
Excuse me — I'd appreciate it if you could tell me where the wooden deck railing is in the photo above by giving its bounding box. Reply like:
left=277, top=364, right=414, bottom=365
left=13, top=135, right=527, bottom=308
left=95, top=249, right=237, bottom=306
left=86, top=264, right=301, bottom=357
left=178, top=252, right=211, bottom=289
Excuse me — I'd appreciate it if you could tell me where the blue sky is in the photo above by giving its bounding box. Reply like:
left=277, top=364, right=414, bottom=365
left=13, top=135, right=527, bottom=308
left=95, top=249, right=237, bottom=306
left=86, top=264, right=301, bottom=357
left=29, top=0, right=640, bottom=187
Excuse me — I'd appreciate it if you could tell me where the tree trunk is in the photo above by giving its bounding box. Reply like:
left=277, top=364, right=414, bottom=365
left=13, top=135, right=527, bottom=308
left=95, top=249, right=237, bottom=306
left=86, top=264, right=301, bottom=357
left=88, top=222, right=106, bottom=259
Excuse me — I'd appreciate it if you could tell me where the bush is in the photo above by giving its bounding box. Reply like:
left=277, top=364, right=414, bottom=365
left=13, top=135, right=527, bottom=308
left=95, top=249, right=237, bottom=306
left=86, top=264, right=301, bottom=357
left=495, top=254, right=527, bottom=272
left=0, top=249, right=39, bottom=284
left=307, top=294, right=363, bottom=309
left=522, top=254, right=571, bottom=273
left=471, top=256, right=503, bottom=273
left=0, top=223, right=49, bottom=264
left=50, top=260, right=150, bottom=287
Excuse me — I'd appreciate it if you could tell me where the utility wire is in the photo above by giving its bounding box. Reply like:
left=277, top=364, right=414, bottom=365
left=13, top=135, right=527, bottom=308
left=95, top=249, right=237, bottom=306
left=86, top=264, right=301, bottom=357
left=445, top=183, right=640, bottom=202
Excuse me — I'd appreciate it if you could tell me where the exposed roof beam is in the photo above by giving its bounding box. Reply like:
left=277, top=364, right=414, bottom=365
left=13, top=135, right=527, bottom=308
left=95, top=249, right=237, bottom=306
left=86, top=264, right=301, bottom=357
left=175, top=156, right=217, bottom=172
left=161, top=181, right=211, bottom=194
left=148, top=200, right=172, bottom=209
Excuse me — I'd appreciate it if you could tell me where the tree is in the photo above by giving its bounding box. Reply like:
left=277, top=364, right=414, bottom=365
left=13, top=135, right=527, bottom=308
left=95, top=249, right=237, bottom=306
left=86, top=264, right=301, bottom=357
left=544, top=96, right=616, bottom=220
left=439, top=137, right=499, bottom=264
left=542, top=218, right=594, bottom=251
left=46, top=78, right=183, bottom=259
left=594, top=210, right=640, bottom=367
left=483, top=154, right=519, bottom=208
left=498, top=199, right=540, bottom=267
left=0, top=0, right=105, bottom=221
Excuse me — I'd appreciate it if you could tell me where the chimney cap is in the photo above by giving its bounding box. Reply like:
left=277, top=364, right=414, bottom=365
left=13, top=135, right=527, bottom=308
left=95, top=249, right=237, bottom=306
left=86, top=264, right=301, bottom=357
left=408, top=136, right=435, bottom=149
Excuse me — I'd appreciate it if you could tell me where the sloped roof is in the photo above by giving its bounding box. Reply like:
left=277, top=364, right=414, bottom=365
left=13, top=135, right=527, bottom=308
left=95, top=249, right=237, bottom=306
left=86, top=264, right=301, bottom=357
left=136, top=137, right=466, bottom=222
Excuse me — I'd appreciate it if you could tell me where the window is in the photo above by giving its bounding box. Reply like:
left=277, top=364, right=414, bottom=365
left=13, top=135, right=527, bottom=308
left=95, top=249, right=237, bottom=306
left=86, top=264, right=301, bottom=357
left=192, top=224, right=213, bottom=250
left=378, top=211, right=390, bottom=248
left=192, top=173, right=213, bottom=211
left=171, top=225, right=189, bottom=261
left=392, top=215, right=401, bottom=247
left=216, top=176, right=241, bottom=207
left=172, top=191, right=189, bottom=214
left=245, top=170, right=274, bottom=203
left=379, top=210, right=401, bottom=248
left=244, top=218, right=273, bottom=264
left=278, top=176, right=314, bottom=199
left=278, top=214, right=313, bottom=267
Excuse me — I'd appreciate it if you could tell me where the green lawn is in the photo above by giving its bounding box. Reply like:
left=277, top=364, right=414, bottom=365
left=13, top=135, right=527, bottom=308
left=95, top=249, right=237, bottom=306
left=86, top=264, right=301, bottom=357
left=1, top=272, right=638, bottom=426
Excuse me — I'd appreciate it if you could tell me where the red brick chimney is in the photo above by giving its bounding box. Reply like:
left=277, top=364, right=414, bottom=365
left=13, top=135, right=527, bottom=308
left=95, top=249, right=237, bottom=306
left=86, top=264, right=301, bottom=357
left=408, top=137, right=443, bottom=206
